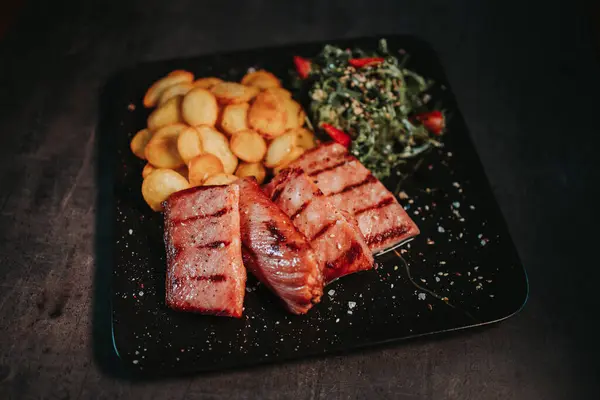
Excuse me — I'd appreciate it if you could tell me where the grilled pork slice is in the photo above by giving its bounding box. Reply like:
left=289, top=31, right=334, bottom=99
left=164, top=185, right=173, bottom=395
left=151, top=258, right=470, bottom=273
left=236, top=177, right=323, bottom=314
left=163, top=185, right=246, bottom=318
left=266, top=168, right=374, bottom=283
left=289, top=142, right=420, bottom=253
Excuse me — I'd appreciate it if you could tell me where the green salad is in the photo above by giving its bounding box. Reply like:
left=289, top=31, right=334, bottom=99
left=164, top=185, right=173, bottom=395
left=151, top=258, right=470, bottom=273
left=294, top=39, right=445, bottom=180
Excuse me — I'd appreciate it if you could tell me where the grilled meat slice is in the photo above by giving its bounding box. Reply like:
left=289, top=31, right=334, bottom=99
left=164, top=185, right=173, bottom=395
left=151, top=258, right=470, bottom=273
left=266, top=168, right=374, bottom=283
left=163, top=185, right=246, bottom=317
left=236, top=177, right=323, bottom=314
left=288, top=142, right=420, bottom=253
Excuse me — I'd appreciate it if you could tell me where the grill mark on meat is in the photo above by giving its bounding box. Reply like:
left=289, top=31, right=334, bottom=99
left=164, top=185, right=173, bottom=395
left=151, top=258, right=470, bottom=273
left=199, top=240, right=231, bottom=250
left=354, top=197, right=395, bottom=216
left=308, top=156, right=352, bottom=177
left=290, top=201, right=310, bottom=220
left=265, top=221, right=286, bottom=242
left=170, top=206, right=231, bottom=225
left=327, top=174, right=377, bottom=196
left=171, top=274, right=227, bottom=286
left=324, top=242, right=363, bottom=270
left=366, top=225, right=410, bottom=246
left=310, top=221, right=335, bottom=242
left=270, top=186, right=284, bottom=202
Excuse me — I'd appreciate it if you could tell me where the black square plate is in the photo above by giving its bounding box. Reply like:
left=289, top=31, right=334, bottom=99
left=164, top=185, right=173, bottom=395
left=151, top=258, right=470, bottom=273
left=103, top=35, right=528, bottom=375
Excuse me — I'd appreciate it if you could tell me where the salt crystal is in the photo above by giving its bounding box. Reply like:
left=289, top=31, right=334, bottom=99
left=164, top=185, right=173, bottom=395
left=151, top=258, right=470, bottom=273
left=328, top=289, right=336, bottom=297
left=417, top=293, right=426, bottom=300
left=129, top=229, right=133, bottom=235
left=348, top=301, right=356, bottom=309
left=438, top=226, right=445, bottom=233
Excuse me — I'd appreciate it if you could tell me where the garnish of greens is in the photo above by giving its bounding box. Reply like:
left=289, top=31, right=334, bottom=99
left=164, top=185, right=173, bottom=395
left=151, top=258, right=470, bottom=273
left=294, top=39, right=445, bottom=180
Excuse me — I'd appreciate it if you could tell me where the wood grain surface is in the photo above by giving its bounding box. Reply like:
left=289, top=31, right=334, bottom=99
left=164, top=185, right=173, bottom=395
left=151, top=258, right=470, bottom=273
left=0, top=0, right=599, bottom=399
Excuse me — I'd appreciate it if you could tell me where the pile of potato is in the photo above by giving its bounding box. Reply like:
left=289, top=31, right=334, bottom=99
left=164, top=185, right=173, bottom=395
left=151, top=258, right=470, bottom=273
left=130, top=69, right=317, bottom=211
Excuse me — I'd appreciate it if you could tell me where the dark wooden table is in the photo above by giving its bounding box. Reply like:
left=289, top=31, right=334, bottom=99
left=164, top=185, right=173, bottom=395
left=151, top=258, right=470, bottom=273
left=1, top=1, right=599, bottom=398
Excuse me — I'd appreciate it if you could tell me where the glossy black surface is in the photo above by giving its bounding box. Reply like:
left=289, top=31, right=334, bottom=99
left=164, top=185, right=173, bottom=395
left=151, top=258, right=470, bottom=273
left=106, top=36, right=528, bottom=375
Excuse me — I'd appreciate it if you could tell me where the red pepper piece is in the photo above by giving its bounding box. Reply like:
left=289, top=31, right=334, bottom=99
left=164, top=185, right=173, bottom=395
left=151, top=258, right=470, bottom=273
left=321, top=123, right=351, bottom=147
left=415, top=110, right=445, bottom=135
left=293, top=56, right=311, bottom=79
left=348, top=57, right=385, bottom=68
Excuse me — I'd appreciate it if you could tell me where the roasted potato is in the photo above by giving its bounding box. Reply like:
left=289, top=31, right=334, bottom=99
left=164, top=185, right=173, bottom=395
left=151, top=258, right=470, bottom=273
left=147, top=96, right=182, bottom=131
left=181, top=88, right=219, bottom=127
left=269, top=87, right=292, bottom=98
left=248, top=89, right=288, bottom=138
left=272, top=146, right=305, bottom=175
left=283, top=98, right=305, bottom=130
left=188, top=153, right=224, bottom=186
left=130, top=128, right=152, bottom=159
left=193, top=77, right=223, bottom=89
left=220, top=102, right=249, bottom=136
left=229, top=129, right=267, bottom=163
left=241, top=70, right=281, bottom=90
left=210, top=82, right=259, bottom=105
left=143, top=70, right=193, bottom=108
left=176, top=126, right=203, bottom=164
left=204, top=173, right=238, bottom=186
left=142, top=168, right=190, bottom=211
left=264, top=130, right=298, bottom=168
left=144, top=123, right=187, bottom=169
left=158, top=82, right=194, bottom=105
left=291, top=127, right=317, bottom=150
left=142, top=163, right=156, bottom=178
left=196, top=125, right=238, bottom=174
left=235, top=162, right=266, bottom=184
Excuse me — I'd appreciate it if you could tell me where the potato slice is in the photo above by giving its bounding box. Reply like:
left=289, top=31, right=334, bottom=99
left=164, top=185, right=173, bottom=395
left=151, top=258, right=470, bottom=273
left=291, top=127, right=317, bottom=150
left=272, top=147, right=306, bottom=175
left=142, top=163, right=156, bottom=178
left=176, top=126, right=203, bottom=164
left=196, top=125, right=238, bottom=174
left=204, top=173, right=238, bottom=186
left=144, top=124, right=186, bottom=168
left=147, top=96, right=182, bottom=131
left=229, top=129, right=267, bottom=163
left=130, top=128, right=152, bottom=159
left=283, top=98, right=305, bottom=130
left=210, top=82, right=259, bottom=105
left=181, top=88, right=219, bottom=127
left=158, top=82, right=194, bottom=105
left=248, top=89, right=289, bottom=138
left=241, top=70, right=281, bottom=90
left=269, top=87, right=292, bottom=99
left=235, top=162, right=266, bottom=184
left=142, top=169, right=190, bottom=211
left=193, top=77, right=223, bottom=89
left=264, top=131, right=298, bottom=168
left=220, top=103, right=249, bottom=136
left=143, top=70, right=193, bottom=108
left=188, top=153, right=224, bottom=186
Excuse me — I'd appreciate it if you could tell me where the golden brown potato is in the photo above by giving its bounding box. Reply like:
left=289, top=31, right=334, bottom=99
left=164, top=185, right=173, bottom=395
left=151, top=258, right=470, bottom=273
left=143, top=70, right=193, bottom=108
left=291, top=127, right=317, bottom=150
left=272, top=147, right=306, bottom=175
left=193, top=77, right=223, bottom=89
left=144, top=123, right=187, bottom=168
left=188, top=153, right=224, bottom=186
left=264, top=130, right=297, bottom=168
left=229, top=129, right=267, bottom=163
left=210, top=82, right=259, bottom=105
left=248, top=89, right=288, bottom=138
left=147, top=96, right=182, bottom=131
left=220, top=102, right=249, bottom=136
left=204, top=173, right=238, bottom=186
left=142, top=163, right=156, bottom=178
left=176, top=126, right=203, bottom=164
left=181, top=87, right=219, bottom=127
left=241, top=70, right=281, bottom=90
left=195, top=125, right=238, bottom=174
left=269, top=87, right=292, bottom=98
left=282, top=98, right=305, bottom=130
left=142, top=169, right=190, bottom=211
left=130, top=128, right=152, bottom=159
left=235, top=162, right=266, bottom=184
left=158, top=82, right=194, bottom=105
